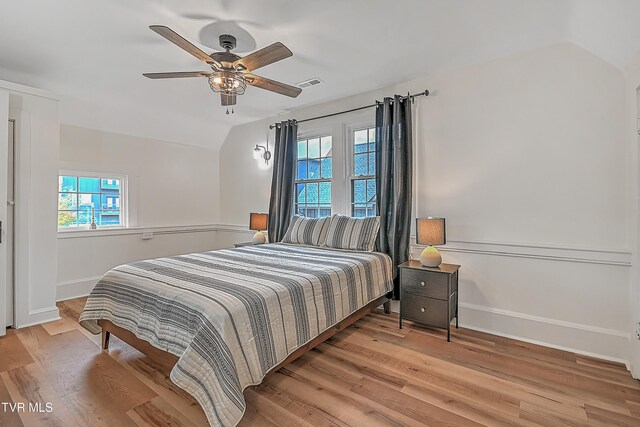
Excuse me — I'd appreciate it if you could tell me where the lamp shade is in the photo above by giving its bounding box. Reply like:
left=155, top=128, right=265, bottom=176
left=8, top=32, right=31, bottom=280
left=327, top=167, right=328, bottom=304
left=416, top=217, right=446, bottom=246
left=249, top=213, right=268, bottom=231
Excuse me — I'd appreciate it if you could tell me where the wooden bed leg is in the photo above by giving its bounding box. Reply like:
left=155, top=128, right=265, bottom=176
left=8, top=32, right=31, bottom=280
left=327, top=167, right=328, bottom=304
left=383, top=300, right=391, bottom=314
left=102, top=329, right=111, bottom=350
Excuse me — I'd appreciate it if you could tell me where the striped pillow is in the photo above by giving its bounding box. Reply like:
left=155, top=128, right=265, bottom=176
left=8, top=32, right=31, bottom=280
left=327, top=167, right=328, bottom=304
left=281, top=215, right=332, bottom=246
left=324, top=215, right=380, bottom=252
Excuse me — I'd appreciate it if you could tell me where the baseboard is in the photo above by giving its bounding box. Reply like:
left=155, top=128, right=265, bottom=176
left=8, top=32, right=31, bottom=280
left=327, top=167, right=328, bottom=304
left=20, top=306, right=61, bottom=328
left=388, top=299, right=628, bottom=366
left=458, top=302, right=630, bottom=367
left=56, top=276, right=101, bottom=301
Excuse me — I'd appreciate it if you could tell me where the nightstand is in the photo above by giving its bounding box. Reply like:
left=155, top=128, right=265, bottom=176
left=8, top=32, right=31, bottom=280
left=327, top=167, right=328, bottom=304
left=398, top=260, right=460, bottom=341
left=234, top=242, right=258, bottom=248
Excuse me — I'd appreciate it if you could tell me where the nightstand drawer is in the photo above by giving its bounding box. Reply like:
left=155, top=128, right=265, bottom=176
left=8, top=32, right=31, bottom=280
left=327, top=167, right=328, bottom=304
left=401, top=294, right=450, bottom=328
left=401, top=269, right=449, bottom=300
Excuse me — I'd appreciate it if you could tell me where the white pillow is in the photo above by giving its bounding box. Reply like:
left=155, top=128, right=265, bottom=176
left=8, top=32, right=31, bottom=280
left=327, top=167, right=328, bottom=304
left=281, top=215, right=332, bottom=246
left=324, top=214, right=380, bottom=252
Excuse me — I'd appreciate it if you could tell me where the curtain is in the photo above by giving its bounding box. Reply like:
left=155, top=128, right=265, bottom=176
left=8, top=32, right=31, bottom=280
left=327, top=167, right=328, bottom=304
left=268, top=119, right=298, bottom=242
left=375, top=95, right=413, bottom=299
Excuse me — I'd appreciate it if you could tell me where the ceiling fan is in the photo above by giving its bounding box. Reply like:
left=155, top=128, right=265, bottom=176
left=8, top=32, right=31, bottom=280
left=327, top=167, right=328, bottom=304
left=143, top=25, right=302, bottom=112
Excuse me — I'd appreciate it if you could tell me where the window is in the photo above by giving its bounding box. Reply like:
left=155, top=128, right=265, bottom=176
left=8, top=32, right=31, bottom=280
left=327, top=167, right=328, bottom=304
left=58, top=173, right=127, bottom=229
left=295, top=135, right=332, bottom=218
left=351, top=127, right=377, bottom=217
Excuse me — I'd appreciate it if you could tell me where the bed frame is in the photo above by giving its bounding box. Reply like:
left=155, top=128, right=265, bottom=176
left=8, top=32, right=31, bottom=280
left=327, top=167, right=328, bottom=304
left=98, top=293, right=392, bottom=374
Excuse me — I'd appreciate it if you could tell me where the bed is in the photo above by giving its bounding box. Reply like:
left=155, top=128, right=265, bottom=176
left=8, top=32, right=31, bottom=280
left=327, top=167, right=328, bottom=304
left=79, top=243, right=393, bottom=426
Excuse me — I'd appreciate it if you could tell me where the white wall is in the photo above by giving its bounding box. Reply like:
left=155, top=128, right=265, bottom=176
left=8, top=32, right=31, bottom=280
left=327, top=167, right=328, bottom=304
left=219, top=43, right=633, bottom=364
left=56, top=125, right=227, bottom=300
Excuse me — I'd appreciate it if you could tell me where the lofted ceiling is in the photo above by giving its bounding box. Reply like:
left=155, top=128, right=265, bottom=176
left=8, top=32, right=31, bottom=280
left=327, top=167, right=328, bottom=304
left=1, top=0, right=639, bottom=149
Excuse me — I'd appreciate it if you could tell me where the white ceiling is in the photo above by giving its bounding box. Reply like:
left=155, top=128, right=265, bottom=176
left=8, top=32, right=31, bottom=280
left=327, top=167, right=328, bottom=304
left=1, top=0, right=639, bottom=149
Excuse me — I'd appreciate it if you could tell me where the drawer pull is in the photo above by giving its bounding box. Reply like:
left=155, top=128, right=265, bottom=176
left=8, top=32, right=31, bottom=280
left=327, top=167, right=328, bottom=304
left=420, top=307, right=426, bottom=313
left=420, top=281, right=426, bottom=287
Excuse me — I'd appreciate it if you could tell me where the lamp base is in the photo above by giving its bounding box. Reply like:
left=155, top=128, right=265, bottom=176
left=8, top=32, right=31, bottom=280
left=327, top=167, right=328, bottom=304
left=419, top=246, right=442, bottom=267
left=252, top=231, right=266, bottom=244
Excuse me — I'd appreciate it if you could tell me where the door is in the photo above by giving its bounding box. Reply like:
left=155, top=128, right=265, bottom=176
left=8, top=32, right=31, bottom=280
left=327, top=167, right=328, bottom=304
left=6, top=119, right=14, bottom=327
left=0, top=97, right=7, bottom=336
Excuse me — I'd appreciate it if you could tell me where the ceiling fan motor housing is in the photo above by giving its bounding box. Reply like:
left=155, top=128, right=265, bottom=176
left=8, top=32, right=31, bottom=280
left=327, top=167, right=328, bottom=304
left=219, top=34, right=237, bottom=51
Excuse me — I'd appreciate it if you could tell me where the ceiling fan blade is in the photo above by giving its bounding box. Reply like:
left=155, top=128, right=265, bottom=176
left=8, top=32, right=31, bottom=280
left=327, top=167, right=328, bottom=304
left=221, top=93, right=237, bottom=106
left=234, top=42, right=292, bottom=72
left=143, top=71, right=212, bottom=79
left=149, top=25, right=222, bottom=68
left=245, top=73, right=302, bottom=98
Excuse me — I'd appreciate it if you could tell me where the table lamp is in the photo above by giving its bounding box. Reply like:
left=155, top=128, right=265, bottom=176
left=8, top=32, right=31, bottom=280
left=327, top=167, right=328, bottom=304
left=416, top=217, right=446, bottom=267
left=250, top=213, right=268, bottom=244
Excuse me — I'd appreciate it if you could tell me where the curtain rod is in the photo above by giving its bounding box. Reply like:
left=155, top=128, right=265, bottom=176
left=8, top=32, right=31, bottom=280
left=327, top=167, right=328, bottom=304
left=269, top=89, right=429, bottom=130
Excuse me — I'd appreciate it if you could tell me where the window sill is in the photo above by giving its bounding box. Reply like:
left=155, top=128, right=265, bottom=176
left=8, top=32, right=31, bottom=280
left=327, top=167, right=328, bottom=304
left=58, top=227, right=130, bottom=238
left=57, top=224, right=221, bottom=239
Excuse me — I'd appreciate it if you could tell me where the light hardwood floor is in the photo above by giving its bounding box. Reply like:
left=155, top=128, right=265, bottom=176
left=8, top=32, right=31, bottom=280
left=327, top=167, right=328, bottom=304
left=1, top=297, right=640, bottom=426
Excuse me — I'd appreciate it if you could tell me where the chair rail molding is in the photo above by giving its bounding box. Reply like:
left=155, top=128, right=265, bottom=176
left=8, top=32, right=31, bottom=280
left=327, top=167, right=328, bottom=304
left=411, top=237, right=631, bottom=267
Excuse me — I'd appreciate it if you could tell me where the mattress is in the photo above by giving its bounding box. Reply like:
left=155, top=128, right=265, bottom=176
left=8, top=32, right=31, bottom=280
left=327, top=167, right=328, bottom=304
left=80, top=243, right=393, bottom=426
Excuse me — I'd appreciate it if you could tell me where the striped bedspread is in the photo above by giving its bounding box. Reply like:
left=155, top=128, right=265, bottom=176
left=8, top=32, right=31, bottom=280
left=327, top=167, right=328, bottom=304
left=79, top=243, right=393, bottom=426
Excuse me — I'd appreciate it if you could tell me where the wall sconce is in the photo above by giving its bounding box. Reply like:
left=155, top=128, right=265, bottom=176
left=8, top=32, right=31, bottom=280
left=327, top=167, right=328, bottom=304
left=253, top=143, right=272, bottom=165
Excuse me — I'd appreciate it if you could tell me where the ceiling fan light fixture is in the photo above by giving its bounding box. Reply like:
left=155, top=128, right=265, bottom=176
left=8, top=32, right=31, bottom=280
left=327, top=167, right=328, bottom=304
left=208, top=72, right=246, bottom=96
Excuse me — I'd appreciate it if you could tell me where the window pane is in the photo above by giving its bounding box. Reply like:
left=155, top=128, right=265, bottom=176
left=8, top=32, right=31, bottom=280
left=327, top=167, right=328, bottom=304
left=297, top=160, right=307, bottom=180
left=58, top=211, right=77, bottom=227
left=78, top=177, right=100, bottom=193
left=352, top=208, right=365, bottom=218
left=308, top=138, right=320, bottom=158
left=297, top=183, right=306, bottom=203
left=297, top=141, right=307, bottom=159
left=368, top=128, right=376, bottom=143
left=307, top=182, right=319, bottom=203
left=78, top=193, right=100, bottom=209
left=367, top=179, right=376, bottom=202
left=354, top=142, right=368, bottom=153
left=59, top=176, right=77, bottom=192
left=308, top=159, right=320, bottom=179
left=58, top=193, right=77, bottom=210
left=355, top=130, right=367, bottom=146
left=102, top=195, right=120, bottom=210
left=301, top=207, right=318, bottom=218
left=321, top=137, right=332, bottom=157
left=354, top=153, right=368, bottom=175
left=99, top=212, right=121, bottom=226
left=353, top=179, right=366, bottom=203
left=294, top=135, right=332, bottom=218
left=101, top=179, right=120, bottom=190
left=77, top=205, right=93, bottom=223
left=319, top=182, right=331, bottom=204
left=321, top=157, right=332, bottom=179
left=368, top=152, right=376, bottom=175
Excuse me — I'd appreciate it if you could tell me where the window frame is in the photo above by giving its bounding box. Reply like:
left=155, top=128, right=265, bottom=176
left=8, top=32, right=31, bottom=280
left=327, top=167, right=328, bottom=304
left=57, top=170, right=129, bottom=231
left=293, top=132, right=333, bottom=218
left=346, top=123, right=377, bottom=218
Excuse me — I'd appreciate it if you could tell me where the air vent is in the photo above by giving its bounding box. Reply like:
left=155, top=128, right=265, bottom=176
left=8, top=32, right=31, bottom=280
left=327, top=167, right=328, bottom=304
left=297, top=77, right=324, bottom=88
